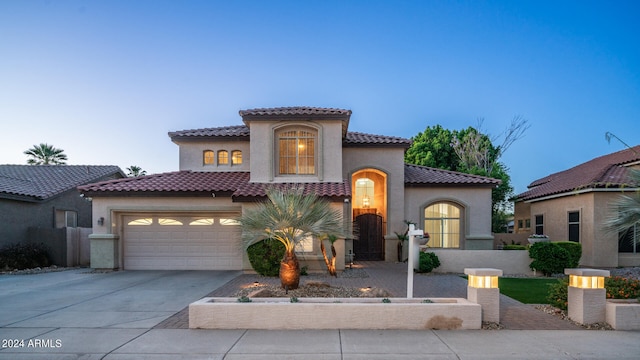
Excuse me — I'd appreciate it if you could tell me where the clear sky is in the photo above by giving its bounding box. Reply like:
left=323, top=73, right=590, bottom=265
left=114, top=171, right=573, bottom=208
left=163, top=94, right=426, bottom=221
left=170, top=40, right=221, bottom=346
left=1, top=0, right=638, bottom=195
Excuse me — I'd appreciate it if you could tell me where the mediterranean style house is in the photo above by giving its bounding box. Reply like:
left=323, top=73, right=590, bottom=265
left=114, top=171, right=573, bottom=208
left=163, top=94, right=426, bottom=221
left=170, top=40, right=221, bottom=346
left=79, top=107, right=500, bottom=271
left=514, top=145, right=640, bottom=267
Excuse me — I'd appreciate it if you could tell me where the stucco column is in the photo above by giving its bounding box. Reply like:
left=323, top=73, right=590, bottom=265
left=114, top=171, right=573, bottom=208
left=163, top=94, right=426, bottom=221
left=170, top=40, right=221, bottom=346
left=89, top=233, right=119, bottom=269
left=464, top=268, right=503, bottom=323
left=565, top=268, right=610, bottom=324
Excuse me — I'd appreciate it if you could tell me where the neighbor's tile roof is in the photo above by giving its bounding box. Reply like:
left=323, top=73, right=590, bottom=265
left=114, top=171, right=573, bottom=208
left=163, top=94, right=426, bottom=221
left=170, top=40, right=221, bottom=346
left=404, top=164, right=501, bottom=187
left=0, top=165, right=124, bottom=201
left=168, top=125, right=410, bottom=147
left=78, top=171, right=351, bottom=200
left=239, top=106, right=352, bottom=117
left=516, top=145, right=640, bottom=202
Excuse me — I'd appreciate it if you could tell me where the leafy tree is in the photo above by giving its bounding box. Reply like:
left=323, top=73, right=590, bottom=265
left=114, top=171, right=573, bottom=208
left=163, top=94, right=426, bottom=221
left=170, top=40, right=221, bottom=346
left=24, top=143, right=68, bottom=165
left=126, top=165, right=147, bottom=177
left=405, top=118, right=527, bottom=233
left=238, top=187, right=343, bottom=290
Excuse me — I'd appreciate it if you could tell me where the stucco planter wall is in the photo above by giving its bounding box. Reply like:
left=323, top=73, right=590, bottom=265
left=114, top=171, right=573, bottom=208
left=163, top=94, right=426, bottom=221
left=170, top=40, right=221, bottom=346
left=189, top=297, right=481, bottom=330
left=606, top=299, right=640, bottom=330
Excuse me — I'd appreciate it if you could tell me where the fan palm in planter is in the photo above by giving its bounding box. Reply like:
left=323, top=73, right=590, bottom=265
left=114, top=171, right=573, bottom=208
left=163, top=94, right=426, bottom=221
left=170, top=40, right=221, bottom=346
left=605, top=168, right=640, bottom=248
left=239, top=187, right=343, bottom=290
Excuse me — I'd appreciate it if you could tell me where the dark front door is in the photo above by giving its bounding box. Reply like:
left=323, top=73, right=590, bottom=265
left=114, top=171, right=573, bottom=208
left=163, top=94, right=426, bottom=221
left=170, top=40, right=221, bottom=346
left=353, top=213, right=384, bottom=260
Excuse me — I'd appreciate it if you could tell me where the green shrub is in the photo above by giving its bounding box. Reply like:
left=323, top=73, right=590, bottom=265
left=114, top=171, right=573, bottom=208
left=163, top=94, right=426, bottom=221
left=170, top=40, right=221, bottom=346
left=528, top=242, right=570, bottom=276
left=503, top=244, right=527, bottom=250
left=554, top=241, right=582, bottom=268
left=606, top=276, right=640, bottom=300
left=547, top=276, right=640, bottom=311
left=0, top=242, right=50, bottom=270
left=547, top=277, right=569, bottom=310
left=246, top=238, right=285, bottom=276
left=418, top=251, right=441, bottom=273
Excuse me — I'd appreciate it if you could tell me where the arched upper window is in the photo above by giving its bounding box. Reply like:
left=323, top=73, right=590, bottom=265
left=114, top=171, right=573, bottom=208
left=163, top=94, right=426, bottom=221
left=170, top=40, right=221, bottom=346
left=277, top=128, right=316, bottom=175
left=203, top=150, right=215, bottom=165
left=231, top=150, right=242, bottom=165
left=218, top=150, right=229, bottom=165
left=424, top=202, right=461, bottom=248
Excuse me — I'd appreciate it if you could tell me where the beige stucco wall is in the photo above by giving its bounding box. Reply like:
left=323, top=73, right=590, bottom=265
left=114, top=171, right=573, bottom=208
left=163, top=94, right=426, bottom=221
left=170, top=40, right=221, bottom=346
left=342, top=147, right=405, bottom=238
left=525, top=191, right=624, bottom=267
left=248, top=120, right=344, bottom=183
left=404, top=187, right=494, bottom=249
left=175, top=139, right=250, bottom=172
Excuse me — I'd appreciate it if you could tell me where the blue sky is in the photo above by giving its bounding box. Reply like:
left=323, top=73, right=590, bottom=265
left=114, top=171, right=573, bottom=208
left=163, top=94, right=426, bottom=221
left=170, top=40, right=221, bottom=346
left=1, top=0, right=638, bottom=195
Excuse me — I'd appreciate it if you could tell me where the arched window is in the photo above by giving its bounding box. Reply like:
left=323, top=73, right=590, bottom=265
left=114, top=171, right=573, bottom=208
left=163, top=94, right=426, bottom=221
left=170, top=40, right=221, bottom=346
left=231, top=150, right=242, bottom=165
left=354, top=178, right=374, bottom=208
left=277, top=128, right=316, bottom=175
left=203, top=150, right=214, bottom=165
left=218, top=150, right=229, bottom=165
left=424, top=202, right=461, bottom=248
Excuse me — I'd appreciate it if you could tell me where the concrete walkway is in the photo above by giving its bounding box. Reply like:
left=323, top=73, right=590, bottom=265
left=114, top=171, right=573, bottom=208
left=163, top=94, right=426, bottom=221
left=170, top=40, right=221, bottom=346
left=1, top=264, right=639, bottom=359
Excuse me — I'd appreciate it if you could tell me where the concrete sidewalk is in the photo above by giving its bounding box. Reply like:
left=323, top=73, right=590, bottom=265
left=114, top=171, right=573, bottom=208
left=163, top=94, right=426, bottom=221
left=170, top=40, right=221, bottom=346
left=1, top=265, right=639, bottom=359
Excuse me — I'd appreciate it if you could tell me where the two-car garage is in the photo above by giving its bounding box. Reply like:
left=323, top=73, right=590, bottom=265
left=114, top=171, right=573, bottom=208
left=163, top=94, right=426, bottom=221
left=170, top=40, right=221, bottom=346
left=121, top=213, right=243, bottom=270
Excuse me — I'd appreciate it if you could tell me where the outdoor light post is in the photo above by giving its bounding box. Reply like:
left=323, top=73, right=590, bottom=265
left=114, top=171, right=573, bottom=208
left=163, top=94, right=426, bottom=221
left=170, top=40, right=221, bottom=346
left=464, top=268, right=503, bottom=323
left=564, top=268, right=610, bottom=324
left=406, top=223, right=424, bottom=298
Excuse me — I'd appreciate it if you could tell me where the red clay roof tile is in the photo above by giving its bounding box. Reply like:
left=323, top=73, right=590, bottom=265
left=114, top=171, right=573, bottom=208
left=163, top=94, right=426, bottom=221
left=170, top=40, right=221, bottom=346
left=516, top=145, right=640, bottom=202
left=404, top=164, right=501, bottom=186
left=239, top=107, right=352, bottom=117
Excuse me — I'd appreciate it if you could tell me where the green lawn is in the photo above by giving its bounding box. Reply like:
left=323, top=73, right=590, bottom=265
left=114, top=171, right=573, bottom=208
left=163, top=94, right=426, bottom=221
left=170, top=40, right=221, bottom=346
left=498, top=277, right=560, bottom=304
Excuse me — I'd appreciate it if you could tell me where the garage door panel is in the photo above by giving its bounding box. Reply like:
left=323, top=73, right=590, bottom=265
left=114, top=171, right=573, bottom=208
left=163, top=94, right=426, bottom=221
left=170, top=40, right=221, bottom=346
left=123, top=214, right=242, bottom=270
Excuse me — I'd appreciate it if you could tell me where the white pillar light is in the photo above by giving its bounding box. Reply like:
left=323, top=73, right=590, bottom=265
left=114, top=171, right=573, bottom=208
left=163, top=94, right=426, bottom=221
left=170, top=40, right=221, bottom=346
left=564, top=268, right=610, bottom=324
left=464, top=268, right=503, bottom=323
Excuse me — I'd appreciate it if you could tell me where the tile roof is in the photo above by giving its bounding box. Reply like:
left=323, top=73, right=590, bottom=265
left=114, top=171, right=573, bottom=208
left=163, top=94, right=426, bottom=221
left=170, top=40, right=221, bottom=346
left=168, top=125, right=411, bottom=147
left=168, top=125, right=249, bottom=140
left=344, top=132, right=412, bottom=147
left=232, top=180, right=351, bottom=201
left=78, top=171, right=250, bottom=196
left=78, top=171, right=351, bottom=200
left=239, top=107, right=352, bottom=117
left=404, top=164, right=501, bottom=187
left=516, top=145, right=640, bottom=202
left=0, top=165, right=124, bottom=202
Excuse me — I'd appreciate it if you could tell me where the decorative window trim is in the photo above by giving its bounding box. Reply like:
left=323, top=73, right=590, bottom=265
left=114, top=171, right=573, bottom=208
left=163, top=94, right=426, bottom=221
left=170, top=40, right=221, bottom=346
left=218, top=150, right=229, bottom=165
left=275, top=125, right=318, bottom=176
left=203, top=150, right=215, bottom=165
left=231, top=150, right=242, bottom=165
left=423, top=201, right=463, bottom=249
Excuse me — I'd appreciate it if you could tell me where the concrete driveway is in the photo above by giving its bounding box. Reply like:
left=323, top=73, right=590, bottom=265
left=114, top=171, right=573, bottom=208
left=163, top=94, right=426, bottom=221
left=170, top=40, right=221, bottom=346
left=0, top=268, right=240, bottom=359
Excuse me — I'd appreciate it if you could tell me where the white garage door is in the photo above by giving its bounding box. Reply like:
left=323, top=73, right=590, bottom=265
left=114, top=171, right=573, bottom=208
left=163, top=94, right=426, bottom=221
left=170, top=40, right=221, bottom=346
left=123, top=213, right=242, bottom=270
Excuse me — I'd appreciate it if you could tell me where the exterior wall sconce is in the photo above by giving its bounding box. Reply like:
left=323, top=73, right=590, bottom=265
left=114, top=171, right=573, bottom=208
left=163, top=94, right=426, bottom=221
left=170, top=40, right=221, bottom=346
left=464, top=268, right=503, bottom=323
left=97, top=217, right=105, bottom=226
left=564, top=268, right=610, bottom=324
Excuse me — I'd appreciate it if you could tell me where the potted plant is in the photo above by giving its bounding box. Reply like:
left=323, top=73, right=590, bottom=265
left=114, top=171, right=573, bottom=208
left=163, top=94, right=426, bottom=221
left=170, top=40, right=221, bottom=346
left=527, top=234, right=550, bottom=244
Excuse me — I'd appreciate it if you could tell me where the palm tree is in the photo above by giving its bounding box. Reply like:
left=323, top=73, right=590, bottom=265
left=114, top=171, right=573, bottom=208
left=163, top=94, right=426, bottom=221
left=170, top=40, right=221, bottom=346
left=238, top=187, right=343, bottom=290
left=126, top=165, right=147, bottom=177
left=24, top=143, right=68, bottom=165
left=604, top=168, right=640, bottom=246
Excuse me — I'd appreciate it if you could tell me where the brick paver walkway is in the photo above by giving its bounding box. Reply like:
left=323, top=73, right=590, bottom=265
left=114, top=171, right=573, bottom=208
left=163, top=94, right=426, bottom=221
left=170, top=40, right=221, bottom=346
left=154, top=261, right=582, bottom=330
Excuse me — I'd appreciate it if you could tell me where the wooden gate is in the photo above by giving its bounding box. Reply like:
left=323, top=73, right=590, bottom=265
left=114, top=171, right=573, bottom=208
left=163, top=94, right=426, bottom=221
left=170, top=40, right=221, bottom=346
left=353, top=213, right=384, bottom=261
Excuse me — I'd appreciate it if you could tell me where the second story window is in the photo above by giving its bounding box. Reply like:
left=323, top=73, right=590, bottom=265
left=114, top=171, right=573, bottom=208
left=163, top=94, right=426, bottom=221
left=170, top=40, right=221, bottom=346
left=218, top=150, right=229, bottom=165
left=278, top=129, right=316, bottom=175
left=203, top=150, right=215, bottom=165
left=231, top=150, right=242, bottom=165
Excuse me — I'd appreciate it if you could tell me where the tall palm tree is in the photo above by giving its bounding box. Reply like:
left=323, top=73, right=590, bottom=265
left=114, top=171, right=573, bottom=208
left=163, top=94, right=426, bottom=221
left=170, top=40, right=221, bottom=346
left=24, top=143, right=68, bottom=165
left=239, top=187, right=343, bottom=290
left=605, top=168, right=640, bottom=246
left=126, top=165, right=147, bottom=177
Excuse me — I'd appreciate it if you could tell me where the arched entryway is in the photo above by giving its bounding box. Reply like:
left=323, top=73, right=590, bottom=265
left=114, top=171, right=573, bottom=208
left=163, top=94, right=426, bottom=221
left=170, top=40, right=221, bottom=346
left=351, top=169, right=387, bottom=260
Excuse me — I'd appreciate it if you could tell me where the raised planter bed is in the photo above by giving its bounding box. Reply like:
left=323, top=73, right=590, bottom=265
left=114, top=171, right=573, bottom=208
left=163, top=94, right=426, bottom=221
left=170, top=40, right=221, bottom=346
left=189, top=297, right=481, bottom=330
left=606, top=299, right=640, bottom=330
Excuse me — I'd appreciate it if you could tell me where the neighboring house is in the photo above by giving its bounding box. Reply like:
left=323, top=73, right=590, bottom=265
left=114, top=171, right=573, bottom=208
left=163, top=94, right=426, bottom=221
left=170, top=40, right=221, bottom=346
left=513, top=145, right=640, bottom=267
left=79, top=107, right=500, bottom=271
left=0, top=165, right=125, bottom=264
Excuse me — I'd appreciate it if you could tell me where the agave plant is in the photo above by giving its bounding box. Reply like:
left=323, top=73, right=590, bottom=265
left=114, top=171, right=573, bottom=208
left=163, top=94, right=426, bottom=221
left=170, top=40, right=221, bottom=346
left=238, top=187, right=343, bottom=290
left=604, top=168, right=640, bottom=247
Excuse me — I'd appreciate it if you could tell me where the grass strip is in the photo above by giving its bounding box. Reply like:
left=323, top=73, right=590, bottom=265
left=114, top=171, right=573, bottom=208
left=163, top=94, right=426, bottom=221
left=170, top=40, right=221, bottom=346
left=498, top=277, right=559, bottom=304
